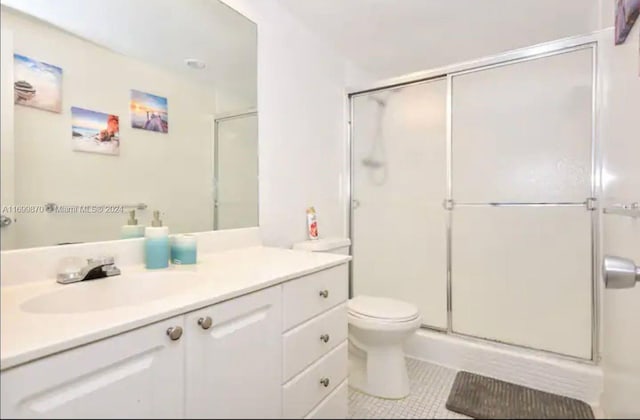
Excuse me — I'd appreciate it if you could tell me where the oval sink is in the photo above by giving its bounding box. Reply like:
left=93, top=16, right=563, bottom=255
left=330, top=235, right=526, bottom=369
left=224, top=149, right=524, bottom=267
left=21, top=271, right=202, bottom=314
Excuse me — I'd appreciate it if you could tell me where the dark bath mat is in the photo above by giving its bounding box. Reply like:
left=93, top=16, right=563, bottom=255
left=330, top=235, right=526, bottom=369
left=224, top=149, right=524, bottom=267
left=446, top=371, right=594, bottom=419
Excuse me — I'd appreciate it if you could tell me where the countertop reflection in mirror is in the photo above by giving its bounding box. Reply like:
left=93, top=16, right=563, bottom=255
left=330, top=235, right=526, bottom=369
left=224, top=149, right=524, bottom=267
left=0, top=0, right=257, bottom=250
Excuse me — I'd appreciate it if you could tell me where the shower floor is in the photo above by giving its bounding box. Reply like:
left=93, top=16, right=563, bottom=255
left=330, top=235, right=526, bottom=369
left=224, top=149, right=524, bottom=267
left=348, top=358, right=469, bottom=419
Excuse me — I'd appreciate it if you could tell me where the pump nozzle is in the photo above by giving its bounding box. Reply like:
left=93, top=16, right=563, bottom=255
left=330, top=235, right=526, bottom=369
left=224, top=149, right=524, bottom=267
left=126, top=210, right=138, bottom=225
left=151, top=210, right=163, bottom=227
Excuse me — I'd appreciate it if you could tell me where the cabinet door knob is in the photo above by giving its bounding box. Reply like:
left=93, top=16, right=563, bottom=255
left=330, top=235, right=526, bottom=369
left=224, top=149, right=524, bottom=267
left=166, top=326, right=183, bottom=340
left=320, top=377, right=330, bottom=387
left=319, top=289, right=329, bottom=298
left=320, top=334, right=330, bottom=343
left=198, top=316, right=213, bottom=330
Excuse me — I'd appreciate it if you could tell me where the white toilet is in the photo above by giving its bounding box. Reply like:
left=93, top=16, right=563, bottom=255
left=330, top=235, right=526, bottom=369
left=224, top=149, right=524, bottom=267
left=292, top=237, right=422, bottom=400
left=347, top=295, right=421, bottom=399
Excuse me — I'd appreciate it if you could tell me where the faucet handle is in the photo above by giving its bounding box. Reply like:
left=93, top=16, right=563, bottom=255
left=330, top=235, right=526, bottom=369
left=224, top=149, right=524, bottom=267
left=87, top=256, right=115, bottom=266
left=57, top=271, right=83, bottom=284
left=56, top=256, right=85, bottom=284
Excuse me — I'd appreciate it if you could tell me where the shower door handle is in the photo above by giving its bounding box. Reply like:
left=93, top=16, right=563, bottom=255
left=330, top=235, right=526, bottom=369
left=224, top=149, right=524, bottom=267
left=603, top=256, right=640, bottom=289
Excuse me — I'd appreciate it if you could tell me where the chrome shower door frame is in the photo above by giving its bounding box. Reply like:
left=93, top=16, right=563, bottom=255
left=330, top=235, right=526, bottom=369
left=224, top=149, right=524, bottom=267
left=213, top=110, right=258, bottom=231
left=347, top=33, right=600, bottom=362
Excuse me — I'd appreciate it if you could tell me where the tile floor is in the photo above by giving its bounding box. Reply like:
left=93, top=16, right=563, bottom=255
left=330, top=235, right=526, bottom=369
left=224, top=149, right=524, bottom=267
left=348, top=358, right=470, bottom=419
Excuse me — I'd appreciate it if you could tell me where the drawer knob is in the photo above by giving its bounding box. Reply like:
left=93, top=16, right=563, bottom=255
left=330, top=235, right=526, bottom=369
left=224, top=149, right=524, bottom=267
left=319, top=289, right=329, bottom=298
left=166, top=326, right=183, bottom=341
left=198, top=316, right=213, bottom=329
left=320, top=377, right=330, bottom=387
left=320, top=334, right=330, bottom=343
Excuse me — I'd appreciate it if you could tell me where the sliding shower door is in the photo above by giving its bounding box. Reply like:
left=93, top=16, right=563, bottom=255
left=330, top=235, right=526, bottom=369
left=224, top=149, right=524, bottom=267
left=351, top=79, right=448, bottom=329
left=450, top=47, right=595, bottom=358
left=214, top=113, right=258, bottom=230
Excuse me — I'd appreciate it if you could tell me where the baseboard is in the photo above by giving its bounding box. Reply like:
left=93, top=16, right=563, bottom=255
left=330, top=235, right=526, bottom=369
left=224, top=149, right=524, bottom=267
left=404, top=329, right=603, bottom=405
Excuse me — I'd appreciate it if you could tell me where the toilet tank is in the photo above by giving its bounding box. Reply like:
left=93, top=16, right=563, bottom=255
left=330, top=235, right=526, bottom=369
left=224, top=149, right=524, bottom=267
left=292, top=237, right=351, bottom=255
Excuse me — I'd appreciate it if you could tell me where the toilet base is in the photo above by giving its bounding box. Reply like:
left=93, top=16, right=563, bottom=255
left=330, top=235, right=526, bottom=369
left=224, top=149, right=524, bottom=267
left=348, top=340, right=410, bottom=399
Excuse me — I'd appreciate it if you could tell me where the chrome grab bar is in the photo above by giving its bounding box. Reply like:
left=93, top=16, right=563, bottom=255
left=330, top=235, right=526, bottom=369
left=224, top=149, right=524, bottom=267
left=603, top=202, right=639, bottom=218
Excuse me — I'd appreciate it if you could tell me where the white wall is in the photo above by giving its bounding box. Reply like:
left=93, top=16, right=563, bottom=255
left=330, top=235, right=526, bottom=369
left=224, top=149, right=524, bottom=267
left=221, top=0, right=352, bottom=247
left=2, top=9, right=216, bottom=248
left=598, top=4, right=640, bottom=417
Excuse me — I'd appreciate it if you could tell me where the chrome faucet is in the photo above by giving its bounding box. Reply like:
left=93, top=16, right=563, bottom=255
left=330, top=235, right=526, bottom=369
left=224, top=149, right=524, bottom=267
left=56, top=256, right=121, bottom=284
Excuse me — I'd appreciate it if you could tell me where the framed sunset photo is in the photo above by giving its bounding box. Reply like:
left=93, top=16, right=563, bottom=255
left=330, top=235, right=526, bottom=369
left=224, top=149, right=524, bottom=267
left=130, top=89, right=169, bottom=133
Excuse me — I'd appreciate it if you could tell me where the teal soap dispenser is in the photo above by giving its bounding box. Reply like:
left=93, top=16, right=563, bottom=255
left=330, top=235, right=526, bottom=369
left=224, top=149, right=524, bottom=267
left=145, top=210, right=169, bottom=269
left=121, top=210, right=145, bottom=239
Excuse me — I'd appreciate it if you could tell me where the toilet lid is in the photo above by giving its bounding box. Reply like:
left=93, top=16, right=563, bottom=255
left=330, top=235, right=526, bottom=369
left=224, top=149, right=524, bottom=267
left=348, top=296, right=419, bottom=322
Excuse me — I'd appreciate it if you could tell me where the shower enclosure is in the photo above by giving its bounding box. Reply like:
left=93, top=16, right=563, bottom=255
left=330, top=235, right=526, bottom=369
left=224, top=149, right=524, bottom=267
left=214, top=111, right=259, bottom=230
left=349, top=40, right=597, bottom=360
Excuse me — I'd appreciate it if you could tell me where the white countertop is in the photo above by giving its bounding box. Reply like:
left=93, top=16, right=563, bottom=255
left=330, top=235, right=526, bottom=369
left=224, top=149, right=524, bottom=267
left=0, top=246, right=350, bottom=371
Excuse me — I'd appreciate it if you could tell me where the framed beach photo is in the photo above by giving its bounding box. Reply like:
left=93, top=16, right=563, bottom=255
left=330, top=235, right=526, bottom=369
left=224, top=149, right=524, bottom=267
left=71, top=107, right=120, bottom=156
left=130, top=89, right=169, bottom=133
left=615, top=0, right=640, bottom=45
left=13, top=53, right=62, bottom=113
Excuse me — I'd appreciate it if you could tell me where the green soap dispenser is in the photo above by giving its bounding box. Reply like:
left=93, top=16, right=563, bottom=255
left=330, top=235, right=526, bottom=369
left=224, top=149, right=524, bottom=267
left=144, top=210, right=169, bottom=269
left=121, top=210, right=145, bottom=239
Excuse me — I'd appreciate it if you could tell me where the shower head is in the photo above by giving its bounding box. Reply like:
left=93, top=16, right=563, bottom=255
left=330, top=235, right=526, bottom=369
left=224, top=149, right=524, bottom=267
left=368, top=88, right=400, bottom=107
left=362, top=157, right=385, bottom=168
left=370, top=96, right=387, bottom=107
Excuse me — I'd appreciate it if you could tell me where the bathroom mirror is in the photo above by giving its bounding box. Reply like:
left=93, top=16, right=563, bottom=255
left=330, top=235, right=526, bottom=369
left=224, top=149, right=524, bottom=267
left=0, top=0, right=258, bottom=250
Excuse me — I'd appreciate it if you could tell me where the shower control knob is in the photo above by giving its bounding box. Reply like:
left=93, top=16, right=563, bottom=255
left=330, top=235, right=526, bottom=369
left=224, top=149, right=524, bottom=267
left=319, top=290, right=329, bottom=298
left=320, top=334, right=330, bottom=343
left=166, top=326, right=183, bottom=341
left=320, top=377, right=330, bottom=387
left=198, top=316, right=213, bottom=329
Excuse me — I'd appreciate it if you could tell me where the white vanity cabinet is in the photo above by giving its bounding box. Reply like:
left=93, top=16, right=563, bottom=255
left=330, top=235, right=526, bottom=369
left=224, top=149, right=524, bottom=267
left=0, top=262, right=349, bottom=419
left=0, top=315, right=186, bottom=419
left=184, top=285, right=282, bottom=419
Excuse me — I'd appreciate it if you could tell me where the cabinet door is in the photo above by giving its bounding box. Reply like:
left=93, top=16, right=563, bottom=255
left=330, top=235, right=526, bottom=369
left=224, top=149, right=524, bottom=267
left=0, top=316, right=185, bottom=419
left=185, top=286, right=282, bottom=419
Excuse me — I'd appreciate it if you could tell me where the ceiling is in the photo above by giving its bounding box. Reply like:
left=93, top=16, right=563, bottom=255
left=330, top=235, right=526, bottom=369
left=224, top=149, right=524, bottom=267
left=279, top=0, right=600, bottom=82
left=0, top=0, right=257, bottom=111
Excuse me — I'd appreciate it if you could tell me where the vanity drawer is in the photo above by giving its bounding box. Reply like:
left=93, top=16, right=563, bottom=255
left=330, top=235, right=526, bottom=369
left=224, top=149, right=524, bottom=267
left=283, top=341, right=348, bottom=419
left=283, top=303, right=347, bottom=382
left=304, top=379, right=348, bottom=419
left=283, top=264, right=348, bottom=331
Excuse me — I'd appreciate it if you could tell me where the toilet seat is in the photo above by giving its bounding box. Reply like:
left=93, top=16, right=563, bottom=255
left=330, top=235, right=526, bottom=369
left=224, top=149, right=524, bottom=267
left=348, top=296, right=419, bottom=323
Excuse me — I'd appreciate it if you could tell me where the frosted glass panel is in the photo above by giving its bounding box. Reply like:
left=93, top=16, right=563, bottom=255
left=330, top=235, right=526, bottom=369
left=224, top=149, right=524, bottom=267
left=352, top=79, right=448, bottom=329
left=451, top=206, right=592, bottom=358
left=452, top=48, right=593, bottom=203
left=215, top=114, right=258, bottom=230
